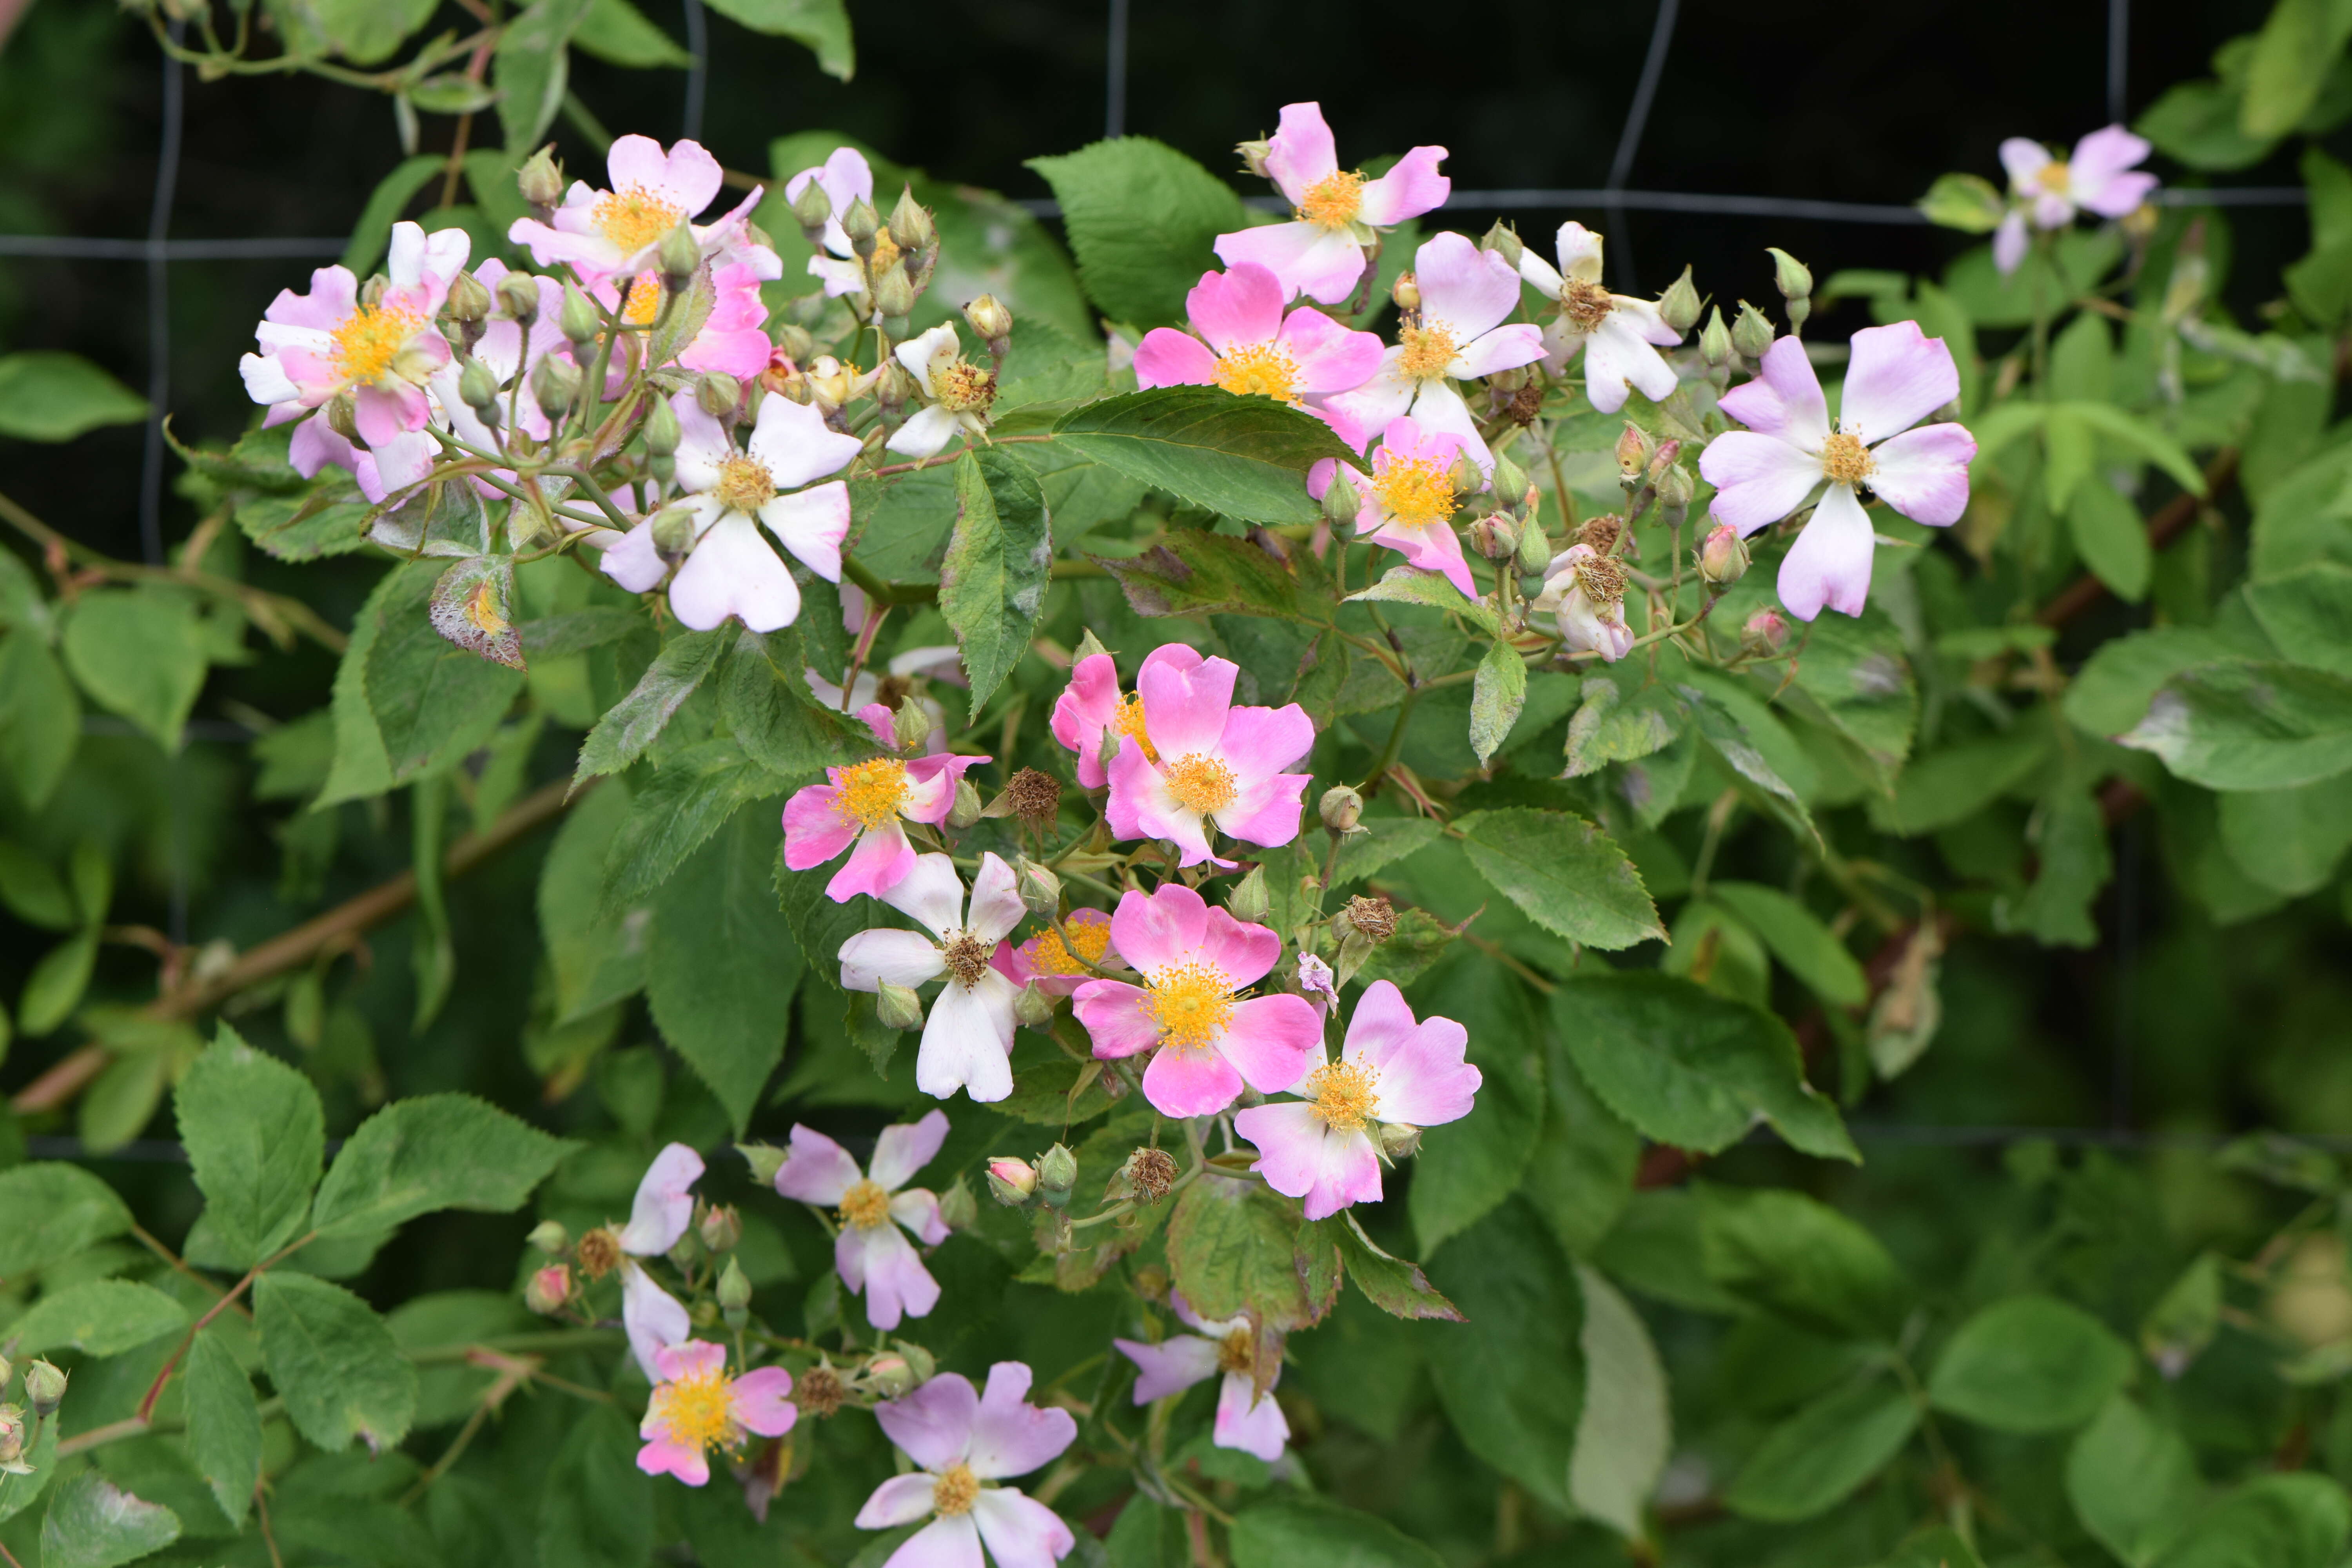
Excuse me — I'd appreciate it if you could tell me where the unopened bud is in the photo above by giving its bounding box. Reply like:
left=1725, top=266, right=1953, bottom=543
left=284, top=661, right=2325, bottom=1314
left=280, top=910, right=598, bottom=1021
left=865, top=1352, right=916, bottom=1399
left=1319, top=785, right=1364, bottom=836
left=531, top=355, right=580, bottom=420
left=962, top=294, right=1013, bottom=348
left=1740, top=606, right=1790, bottom=657
left=891, top=693, right=933, bottom=752
left=558, top=283, right=600, bottom=349
left=650, top=504, right=697, bottom=565
left=1657, top=265, right=1701, bottom=335
left=526, top=1219, right=569, bottom=1254
left=1655, top=461, right=1696, bottom=523
left=1616, top=422, right=1656, bottom=481
left=1468, top=515, right=1519, bottom=560
left=1491, top=453, right=1529, bottom=514
left=1392, top=270, right=1420, bottom=312
left=937, top=1180, right=978, bottom=1230
left=1480, top=222, right=1524, bottom=269
left=1765, top=247, right=1812, bottom=303
left=24, top=1360, right=66, bottom=1419
left=444, top=269, right=492, bottom=325
left=987, top=1157, right=1039, bottom=1206
left=716, top=1257, right=753, bottom=1318
left=1377, top=1122, right=1424, bottom=1161
left=359, top=274, right=388, bottom=309
left=458, top=356, right=501, bottom=414
left=0, top=1352, right=12, bottom=1388
left=497, top=272, right=540, bottom=326
left=1225, top=865, right=1272, bottom=927
left=841, top=197, right=880, bottom=259
left=738, top=1142, right=787, bottom=1187
left=658, top=223, right=701, bottom=288
left=700, top=1203, right=743, bottom=1253
left=946, top=777, right=982, bottom=830
left=1036, top=1144, right=1079, bottom=1208
left=875, top=359, right=919, bottom=412
left=1647, top=439, right=1682, bottom=480
left=876, top=980, right=927, bottom=1031
left=1516, top=511, right=1552, bottom=573
left=1321, top=469, right=1362, bottom=526
left=1013, top=981, right=1054, bottom=1028
left=516, top=145, right=564, bottom=211
left=1116, top=1147, right=1180, bottom=1204
left=325, top=393, right=361, bottom=445
left=1697, top=522, right=1749, bottom=586
left=525, top=1264, right=572, bottom=1314
left=1015, top=858, right=1062, bottom=915
left=668, top=1227, right=702, bottom=1270
left=643, top=394, right=681, bottom=456
left=871, top=261, right=917, bottom=321
left=1700, top=306, right=1733, bottom=367
left=0, top=1407, right=25, bottom=1473
left=791, top=178, right=833, bottom=240
left=775, top=322, right=816, bottom=365
left=889, top=187, right=936, bottom=256
left=1447, top=453, right=1480, bottom=496
left=695, top=371, right=741, bottom=420
left=1236, top=137, right=1274, bottom=179
left=1731, top=300, right=1776, bottom=360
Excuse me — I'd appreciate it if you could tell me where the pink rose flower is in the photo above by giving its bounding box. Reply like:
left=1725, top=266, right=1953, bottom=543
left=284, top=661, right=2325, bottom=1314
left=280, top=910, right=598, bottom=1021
left=1102, top=645, right=1314, bottom=868
left=1994, top=125, right=2158, bottom=274
left=838, top=854, right=1027, bottom=1102
left=1071, top=882, right=1321, bottom=1118
left=854, top=1363, right=1078, bottom=1568
left=590, top=251, right=783, bottom=379
left=1518, top=222, right=1683, bottom=413
left=1047, top=651, right=1142, bottom=789
left=509, top=134, right=762, bottom=286
left=602, top=389, right=863, bottom=634
left=1233, top=979, right=1480, bottom=1220
left=614, top=1143, right=704, bottom=1379
left=773, top=1111, right=952, bottom=1330
left=1112, top=1290, right=1289, bottom=1462
left=1213, top=103, right=1449, bottom=306
left=1699, top=323, right=1976, bottom=621
left=1310, top=415, right=1480, bottom=599
left=997, top=907, right=1126, bottom=998
left=783, top=730, right=988, bottom=902
left=784, top=147, right=876, bottom=299
left=1134, top=263, right=1383, bottom=446
left=636, top=1340, right=796, bottom=1486
left=1530, top=543, right=1634, bottom=662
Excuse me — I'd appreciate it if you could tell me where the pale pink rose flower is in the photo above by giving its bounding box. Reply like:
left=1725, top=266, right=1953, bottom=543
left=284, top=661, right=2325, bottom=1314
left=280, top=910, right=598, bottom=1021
left=614, top=1143, right=704, bottom=1379
left=1530, top=543, right=1634, bottom=662
left=1517, top=223, right=1683, bottom=413
left=1993, top=125, right=2158, bottom=274
left=1296, top=954, right=1339, bottom=1016
left=510, top=134, right=763, bottom=285
left=784, top=147, right=877, bottom=299
left=1234, top=979, right=1479, bottom=1220
left=996, top=907, right=1127, bottom=999
left=1309, top=415, right=1480, bottom=598
left=808, top=659, right=953, bottom=756
left=589, top=244, right=785, bottom=379
left=1112, top=1290, right=1289, bottom=1462
left=1102, top=644, right=1314, bottom=868
left=1213, top=103, right=1449, bottom=306
left=1134, top=263, right=1383, bottom=446
left=773, top=1111, right=952, bottom=1330
left=782, top=730, right=988, bottom=902
left=1071, top=882, right=1321, bottom=1118
left=636, top=1339, right=796, bottom=1486
left=855, top=1363, right=1078, bottom=1568
left=838, top=854, right=1027, bottom=1102
left=886, top=324, right=993, bottom=458
left=601, top=389, right=862, bottom=633
left=1327, top=232, right=1545, bottom=471
left=1698, top=323, right=1976, bottom=621
left=421, top=258, right=568, bottom=499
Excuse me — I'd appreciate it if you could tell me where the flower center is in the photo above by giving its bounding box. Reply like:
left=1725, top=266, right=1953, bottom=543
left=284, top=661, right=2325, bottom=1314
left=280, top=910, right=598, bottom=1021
left=713, top=454, right=776, bottom=514
left=622, top=274, right=664, bottom=327
left=1561, top=278, right=1615, bottom=334
left=1371, top=454, right=1457, bottom=531
left=942, top=931, right=994, bottom=988
left=332, top=302, right=423, bottom=386
left=594, top=185, right=686, bottom=254
left=1161, top=752, right=1238, bottom=815
left=1112, top=691, right=1159, bottom=762
left=1395, top=323, right=1459, bottom=381
left=575, top=1226, right=622, bottom=1279
left=2038, top=160, right=2071, bottom=196
left=1307, top=1058, right=1381, bottom=1134
left=1217, top=1328, right=1254, bottom=1376
left=1032, top=918, right=1111, bottom=977
left=833, top=757, right=910, bottom=829
left=648, top=1368, right=737, bottom=1456
left=1819, top=430, right=1876, bottom=488
left=1148, top=959, right=1236, bottom=1051
left=1295, top=169, right=1365, bottom=229
left=933, top=361, right=997, bottom=414
left=839, top=1178, right=892, bottom=1230
left=932, top=1463, right=980, bottom=1517
left=1213, top=342, right=1303, bottom=406
left=1571, top=553, right=1628, bottom=606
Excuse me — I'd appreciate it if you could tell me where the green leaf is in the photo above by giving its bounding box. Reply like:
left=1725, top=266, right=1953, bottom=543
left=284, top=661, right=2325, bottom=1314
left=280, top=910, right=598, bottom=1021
left=494, top=0, right=593, bottom=152
left=2063, top=624, right=2269, bottom=739
left=38, top=1472, right=181, bottom=1568
left=942, top=448, right=1051, bottom=712
left=254, top=1271, right=418, bottom=1454
left=60, top=588, right=207, bottom=750
left=2070, top=480, right=2153, bottom=601
left=2064, top=401, right=2209, bottom=498
left=1868, top=724, right=2051, bottom=837
left=2118, top=660, right=2352, bottom=790
left=1165, top=1174, right=1312, bottom=1330
left=720, top=628, right=871, bottom=779
left=0, top=352, right=148, bottom=441
left=0, top=629, right=80, bottom=808
left=309, top=1093, right=574, bottom=1239
left=0, top=1161, right=132, bottom=1275
left=1343, top=566, right=1501, bottom=634
left=1328, top=817, right=1444, bottom=886
left=1927, top=1294, right=2134, bottom=1433
left=1563, top=677, right=1686, bottom=778
left=1568, top=1262, right=1671, bottom=1540
left=537, top=1405, right=655, bottom=1568
left=340, top=153, right=447, bottom=274
left=1408, top=965, right=1543, bottom=1257
left=2218, top=775, right=2352, bottom=894
left=1707, top=882, right=1866, bottom=1007
left=233, top=489, right=374, bottom=563
left=1916, top=172, right=2005, bottom=233
left=0, top=1415, right=58, bottom=1524
left=2247, top=562, right=2352, bottom=678
left=182, top=1327, right=262, bottom=1528
left=310, top=0, right=436, bottom=62
left=541, top=778, right=650, bottom=1020
left=573, top=628, right=730, bottom=785
left=1467, top=641, right=1526, bottom=767
left=19, top=927, right=98, bottom=1036
left=1699, top=1185, right=1910, bottom=1340
left=407, top=73, right=500, bottom=114
left=2155, top=1474, right=2349, bottom=1568
left=1688, top=686, right=1820, bottom=845
left=1228, top=1496, right=1447, bottom=1568
left=2242, top=0, right=2352, bottom=137
left=362, top=561, right=527, bottom=786
left=702, top=0, right=853, bottom=79
left=1101, top=526, right=1333, bottom=619
left=603, top=740, right=791, bottom=904
left=647, top=803, right=802, bottom=1134
left=1321, top=1216, right=1462, bottom=1321
left=1027, top=138, right=1250, bottom=328
left=1453, top=807, right=1663, bottom=951
left=2067, top=1396, right=2199, bottom=1568
left=1723, top=1373, right=1918, bottom=1523
left=1423, top=1198, right=1584, bottom=1513
left=1521, top=1026, right=1641, bottom=1258
left=5, top=1278, right=186, bottom=1356
left=1552, top=972, right=1859, bottom=1161
left=573, top=0, right=695, bottom=65
left=1994, top=769, right=2114, bottom=948
left=175, top=1027, right=325, bottom=1269
left=2138, top=80, right=2279, bottom=172
left=1054, top=386, right=1356, bottom=526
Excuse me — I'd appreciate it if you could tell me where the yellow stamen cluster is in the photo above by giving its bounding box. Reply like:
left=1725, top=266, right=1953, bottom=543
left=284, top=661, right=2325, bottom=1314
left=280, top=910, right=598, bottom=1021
left=1032, top=918, right=1111, bottom=977
left=933, top=361, right=997, bottom=413
left=332, top=302, right=423, bottom=385
left=1561, top=278, right=1615, bottom=334
left=932, top=1463, right=980, bottom=1517
left=1213, top=343, right=1303, bottom=405
left=2039, top=161, right=2072, bottom=196
left=1306, top=1058, right=1381, bottom=1134
left=1162, top=752, right=1238, bottom=815
left=1149, top=960, right=1235, bottom=1051
left=648, top=1367, right=737, bottom=1457
left=1371, top=455, right=1457, bottom=532
left=594, top=185, right=686, bottom=253
left=1295, top=169, right=1366, bottom=229
left=622, top=274, right=664, bottom=327
left=838, top=1178, right=892, bottom=1230
left=713, top=454, right=777, bottom=515
left=1818, top=431, right=1876, bottom=488
left=833, top=758, right=910, bottom=829
left=1394, top=323, right=1458, bottom=381
left=1112, top=692, right=1159, bottom=762
left=1217, top=1328, right=1254, bottom=1375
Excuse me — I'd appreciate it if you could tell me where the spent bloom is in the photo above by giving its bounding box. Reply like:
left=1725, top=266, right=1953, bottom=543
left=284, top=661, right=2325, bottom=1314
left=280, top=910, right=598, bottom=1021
left=1531, top=542, right=1634, bottom=662
left=838, top=853, right=1026, bottom=1102
left=1215, top=102, right=1449, bottom=305
left=887, top=324, right=998, bottom=458
left=1103, top=645, right=1316, bottom=869
left=1328, top=231, right=1546, bottom=470
left=1134, top=263, right=1383, bottom=444
left=637, top=1341, right=796, bottom=1486
left=602, top=391, right=861, bottom=633
left=1113, top=1290, right=1289, bottom=1462
left=854, top=1363, right=1077, bottom=1568
left=773, top=1111, right=952, bottom=1330
left=509, top=134, right=762, bottom=285
left=782, top=733, right=987, bottom=902
left=1698, top=323, right=1975, bottom=620
left=1994, top=125, right=2158, bottom=274
left=1234, top=979, right=1480, bottom=1220
left=998, top=907, right=1127, bottom=998
left=785, top=147, right=879, bottom=299
left=1518, top=223, right=1683, bottom=413
left=1071, top=882, right=1321, bottom=1118
left=1312, top=415, right=1479, bottom=598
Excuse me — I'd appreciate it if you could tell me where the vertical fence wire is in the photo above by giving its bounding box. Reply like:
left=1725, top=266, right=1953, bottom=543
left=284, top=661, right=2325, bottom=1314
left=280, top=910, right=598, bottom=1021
left=2108, top=0, right=2130, bottom=123
left=142, top=24, right=192, bottom=948
left=682, top=0, right=707, bottom=142
left=1604, top=0, right=1681, bottom=290
left=1105, top=0, right=1131, bottom=140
